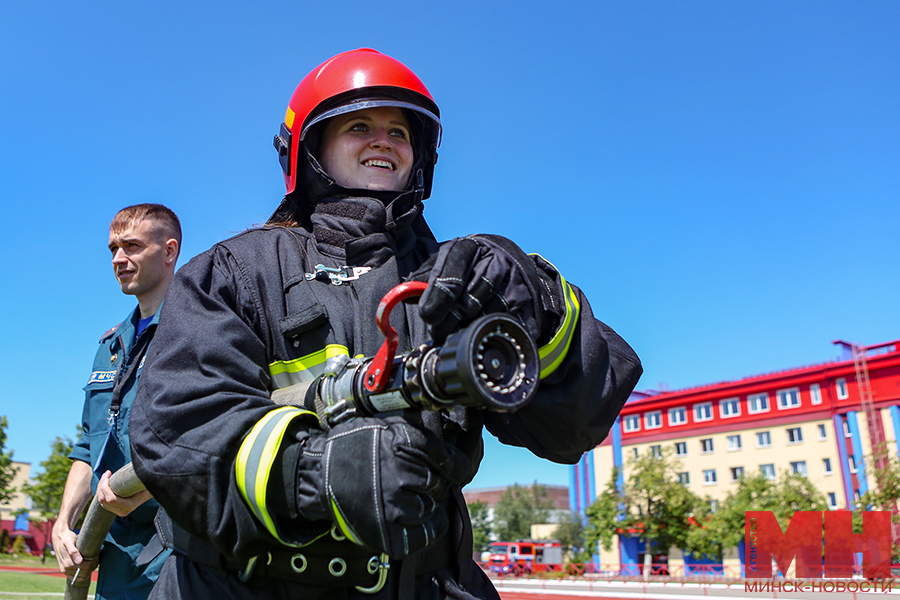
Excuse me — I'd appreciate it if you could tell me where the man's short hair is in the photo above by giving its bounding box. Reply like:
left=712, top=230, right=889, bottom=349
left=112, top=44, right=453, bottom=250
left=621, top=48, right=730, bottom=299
left=110, top=204, right=182, bottom=258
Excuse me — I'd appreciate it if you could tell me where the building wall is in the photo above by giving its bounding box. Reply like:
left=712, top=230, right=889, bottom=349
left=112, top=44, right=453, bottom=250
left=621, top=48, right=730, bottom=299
left=570, top=340, right=900, bottom=569
left=0, top=462, right=33, bottom=521
left=620, top=416, right=846, bottom=507
left=463, top=485, right=570, bottom=511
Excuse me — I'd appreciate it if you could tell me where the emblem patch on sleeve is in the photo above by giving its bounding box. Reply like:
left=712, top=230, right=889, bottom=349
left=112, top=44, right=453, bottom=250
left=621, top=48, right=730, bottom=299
left=88, top=370, right=116, bottom=385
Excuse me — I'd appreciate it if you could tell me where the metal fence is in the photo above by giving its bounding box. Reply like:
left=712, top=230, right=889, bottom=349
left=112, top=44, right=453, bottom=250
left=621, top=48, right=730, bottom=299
left=479, top=562, right=740, bottom=582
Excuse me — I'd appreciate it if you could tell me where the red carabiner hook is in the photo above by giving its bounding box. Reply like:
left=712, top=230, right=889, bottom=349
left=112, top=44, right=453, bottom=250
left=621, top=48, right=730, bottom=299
left=364, top=281, right=429, bottom=393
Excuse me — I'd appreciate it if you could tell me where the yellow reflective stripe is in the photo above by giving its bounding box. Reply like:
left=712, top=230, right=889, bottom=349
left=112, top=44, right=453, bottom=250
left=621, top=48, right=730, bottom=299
left=285, top=106, right=296, bottom=130
left=269, top=345, right=349, bottom=389
left=235, top=406, right=316, bottom=545
left=538, top=274, right=581, bottom=378
left=330, top=498, right=363, bottom=545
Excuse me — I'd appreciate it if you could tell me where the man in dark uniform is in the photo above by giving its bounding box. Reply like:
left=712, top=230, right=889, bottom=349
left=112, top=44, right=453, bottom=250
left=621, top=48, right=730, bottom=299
left=53, top=204, right=180, bottom=599
left=130, top=49, right=641, bottom=600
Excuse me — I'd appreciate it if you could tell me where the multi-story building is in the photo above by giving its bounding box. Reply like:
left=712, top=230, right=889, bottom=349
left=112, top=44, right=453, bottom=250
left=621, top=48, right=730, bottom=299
left=570, top=339, right=900, bottom=573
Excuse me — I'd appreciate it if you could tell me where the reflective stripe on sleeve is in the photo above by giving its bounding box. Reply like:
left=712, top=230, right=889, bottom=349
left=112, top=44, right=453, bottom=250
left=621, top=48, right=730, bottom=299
left=235, top=406, right=316, bottom=545
left=269, top=344, right=350, bottom=389
left=330, top=498, right=364, bottom=546
left=537, top=273, right=581, bottom=379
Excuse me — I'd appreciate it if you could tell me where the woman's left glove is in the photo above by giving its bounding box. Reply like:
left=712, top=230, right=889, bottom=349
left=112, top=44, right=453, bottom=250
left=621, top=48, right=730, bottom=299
left=407, top=234, right=550, bottom=343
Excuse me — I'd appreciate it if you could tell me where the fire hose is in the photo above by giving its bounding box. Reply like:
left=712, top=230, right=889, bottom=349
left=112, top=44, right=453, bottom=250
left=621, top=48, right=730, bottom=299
left=64, top=463, right=145, bottom=600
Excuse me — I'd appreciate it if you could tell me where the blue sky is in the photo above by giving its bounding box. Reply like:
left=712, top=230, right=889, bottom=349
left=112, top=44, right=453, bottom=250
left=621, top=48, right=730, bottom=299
left=1, top=2, right=897, bottom=491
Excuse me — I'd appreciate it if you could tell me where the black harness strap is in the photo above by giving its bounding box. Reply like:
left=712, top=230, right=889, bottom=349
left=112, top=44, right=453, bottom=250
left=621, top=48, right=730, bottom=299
left=109, top=328, right=153, bottom=416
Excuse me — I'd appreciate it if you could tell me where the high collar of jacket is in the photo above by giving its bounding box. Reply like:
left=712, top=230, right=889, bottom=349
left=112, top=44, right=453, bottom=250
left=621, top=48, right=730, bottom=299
left=307, top=193, right=434, bottom=266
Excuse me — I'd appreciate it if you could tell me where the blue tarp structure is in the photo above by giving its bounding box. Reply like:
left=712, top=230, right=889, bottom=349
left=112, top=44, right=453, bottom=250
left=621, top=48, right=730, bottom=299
left=13, top=513, right=29, bottom=532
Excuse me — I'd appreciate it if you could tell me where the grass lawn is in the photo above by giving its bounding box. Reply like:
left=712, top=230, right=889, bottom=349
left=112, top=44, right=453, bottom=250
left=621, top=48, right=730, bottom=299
left=0, top=571, right=96, bottom=599
left=0, top=555, right=97, bottom=600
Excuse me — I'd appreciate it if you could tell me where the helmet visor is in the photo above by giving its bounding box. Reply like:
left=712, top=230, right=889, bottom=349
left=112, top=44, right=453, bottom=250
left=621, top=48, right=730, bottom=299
left=300, top=98, right=441, bottom=148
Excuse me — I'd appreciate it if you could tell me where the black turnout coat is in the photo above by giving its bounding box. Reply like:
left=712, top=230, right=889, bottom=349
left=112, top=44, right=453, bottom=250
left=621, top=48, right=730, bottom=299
left=130, top=193, right=642, bottom=599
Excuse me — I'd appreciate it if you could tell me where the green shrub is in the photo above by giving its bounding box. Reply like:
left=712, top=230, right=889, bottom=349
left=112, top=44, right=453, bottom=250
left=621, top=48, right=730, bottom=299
left=11, top=535, right=27, bottom=555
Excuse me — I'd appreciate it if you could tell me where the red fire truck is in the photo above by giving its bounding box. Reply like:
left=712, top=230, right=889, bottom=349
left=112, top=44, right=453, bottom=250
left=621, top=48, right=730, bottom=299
left=483, top=540, right=563, bottom=574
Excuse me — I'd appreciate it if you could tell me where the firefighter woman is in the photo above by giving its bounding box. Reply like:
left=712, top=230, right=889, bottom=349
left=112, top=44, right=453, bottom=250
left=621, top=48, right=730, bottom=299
left=130, top=48, right=642, bottom=600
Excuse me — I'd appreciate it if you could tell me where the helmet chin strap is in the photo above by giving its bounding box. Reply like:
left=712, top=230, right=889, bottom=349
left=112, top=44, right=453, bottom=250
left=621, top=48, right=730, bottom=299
left=307, top=144, right=427, bottom=204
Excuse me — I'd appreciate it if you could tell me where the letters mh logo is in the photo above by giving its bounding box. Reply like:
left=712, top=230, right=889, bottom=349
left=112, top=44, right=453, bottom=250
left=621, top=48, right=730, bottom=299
left=745, top=511, right=891, bottom=578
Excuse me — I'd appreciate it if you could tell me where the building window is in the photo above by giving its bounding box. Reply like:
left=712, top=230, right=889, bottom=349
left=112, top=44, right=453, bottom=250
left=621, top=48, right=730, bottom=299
left=668, top=407, right=687, bottom=426
left=675, top=441, right=687, bottom=456
left=777, top=388, right=801, bottom=409
left=727, top=434, right=742, bottom=452
left=828, top=492, right=837, bottom=509
left=645, top=411, right=662, bottom=430
left=700, top=438, right=714, bottom=454
left=790, top=461, right=808, bottom=476
left=719, top=397, right=740, bottom=418
left=623, top=415, right=640, bottom=433
left=678, top=472, right=690, bottom=485
left=632, top=448, right=639, bottom=458
left=730, top=466, right=745, bottom=482
left=836, top=378, right=848, bottom=400
left=810, top=384, right=822, bottom=405
left=756, top=431, right=772, bottom=448
left=823, top=458, right=833, bottom=475
left=694, top=402, right=713, bottom=422
left=849, top=455, right=858, bottom=473
left=842, top=418, right=852, bottom=438
left=760, top=464, right=776, bottom=480
left=786, top=427, right=803, bottom=444
left=703, top=469, right=717, bottom=485
left=817, top=424, right=827, bottom=441
left=650, top=445, right=662, bottom=458
left=748, top=393, right=770, bottom=414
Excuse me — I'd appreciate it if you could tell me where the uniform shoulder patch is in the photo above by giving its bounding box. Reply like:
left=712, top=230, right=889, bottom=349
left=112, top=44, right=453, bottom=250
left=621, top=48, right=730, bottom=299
left=99, top=324, right=120, bottom=342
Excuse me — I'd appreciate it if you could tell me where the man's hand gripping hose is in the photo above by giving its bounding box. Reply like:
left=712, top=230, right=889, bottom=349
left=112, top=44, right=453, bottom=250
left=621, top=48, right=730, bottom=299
left=64, top=463, right=145, bottom=600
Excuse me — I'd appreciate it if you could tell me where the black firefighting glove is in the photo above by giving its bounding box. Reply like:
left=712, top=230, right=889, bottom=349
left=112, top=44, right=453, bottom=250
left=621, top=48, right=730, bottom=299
left=408, top=234, right=549, bottom=344
left=296, top=416, right=470, bottom=559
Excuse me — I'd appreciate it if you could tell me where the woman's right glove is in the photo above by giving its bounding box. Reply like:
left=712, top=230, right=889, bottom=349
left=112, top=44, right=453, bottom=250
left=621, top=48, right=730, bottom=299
left=406, top=234, right=551, bottom=344
left=296, top=416, right=469, bottom=559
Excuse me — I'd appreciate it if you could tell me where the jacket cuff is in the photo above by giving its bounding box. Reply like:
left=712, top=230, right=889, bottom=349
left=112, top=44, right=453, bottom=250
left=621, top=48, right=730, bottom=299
left=235, top=406, right=319, bottom=546
left=530, top=255, right=581, bottom=378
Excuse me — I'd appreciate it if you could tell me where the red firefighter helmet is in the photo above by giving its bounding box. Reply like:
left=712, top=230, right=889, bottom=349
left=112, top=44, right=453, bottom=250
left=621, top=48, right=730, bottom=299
left=274, top=48, right=442, bottom=198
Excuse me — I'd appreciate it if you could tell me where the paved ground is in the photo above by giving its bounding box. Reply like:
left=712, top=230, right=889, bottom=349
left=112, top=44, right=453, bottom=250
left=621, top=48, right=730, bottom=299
left=5, top=565, right=899, bottom=599
left=491, top=578, right=900, bottom=599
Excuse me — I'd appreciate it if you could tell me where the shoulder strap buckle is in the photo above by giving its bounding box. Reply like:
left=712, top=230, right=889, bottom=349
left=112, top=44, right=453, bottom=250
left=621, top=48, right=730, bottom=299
left=305, top=264, right=372, bottom=286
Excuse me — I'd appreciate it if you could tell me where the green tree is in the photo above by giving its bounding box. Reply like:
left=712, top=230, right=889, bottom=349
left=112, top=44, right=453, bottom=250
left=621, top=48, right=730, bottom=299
left=583, top=468, right=624, bottom=553
left=493, top=483, right=552, bottom=541
left=554, top=512, right=592, bottom=563
left=0, top=416, right=20, bottom=505
left=855, top=443, right=900, bottom=560
left=21, top=434, right=77, bottom=545
left=705, top=473, right=774, bottom=552
left=777, top=471, right=827, bottom=517
left=467, top=500, right=492, bottom=552
left=21, top=435, right=75, bottom=519
left=584, top=448, right=713, bottom=572
left=705, top=470, right=826, bottom=556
